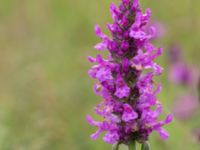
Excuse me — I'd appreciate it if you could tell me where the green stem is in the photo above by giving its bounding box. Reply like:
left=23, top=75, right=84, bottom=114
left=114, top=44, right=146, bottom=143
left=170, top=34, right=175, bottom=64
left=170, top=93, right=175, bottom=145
left=128, top=141, right=137, bottom=150
left=112, top=142, right=120, bottom=150
left=141, top=141, right=150, bottom=150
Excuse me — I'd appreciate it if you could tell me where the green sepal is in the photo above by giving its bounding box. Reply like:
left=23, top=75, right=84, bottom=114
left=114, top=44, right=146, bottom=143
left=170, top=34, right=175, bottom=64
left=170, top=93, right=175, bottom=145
left=112, top=142, right=120, bottom=150
left=141, top=141, right=150, bottom=150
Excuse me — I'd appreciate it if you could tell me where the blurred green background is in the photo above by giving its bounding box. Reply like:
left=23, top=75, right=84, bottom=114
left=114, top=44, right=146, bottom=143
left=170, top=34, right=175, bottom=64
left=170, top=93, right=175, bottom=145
left=0, top=0, right=199, bottom=149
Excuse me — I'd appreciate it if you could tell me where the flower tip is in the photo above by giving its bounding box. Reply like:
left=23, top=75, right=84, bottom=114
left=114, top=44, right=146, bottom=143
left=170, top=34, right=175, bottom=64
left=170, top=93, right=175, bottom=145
left=158, top=47, right=163, bottom=55
left=149, top=26, right=156, bottom=38
left=86, top=115, right=97, bottom=126
left=159, top=128, right=169, bottom=140
left=94, top=43, right=106, bottom=50
left=165, top=114, right=173, bottom=124
left=86, top=115, right=92, bottom=122
left=110, top=3, right=116, bottom=9
left=133, top=0, right=139, bottom=8
left=94, top=24, right=101, bottom=32
left=90, top=133, right=99, bottom=140
left=94, top=25, right=102, bottom=36
left=146, top=8, right=151, bottom=14
left=87, top=56, right=95, bottom=63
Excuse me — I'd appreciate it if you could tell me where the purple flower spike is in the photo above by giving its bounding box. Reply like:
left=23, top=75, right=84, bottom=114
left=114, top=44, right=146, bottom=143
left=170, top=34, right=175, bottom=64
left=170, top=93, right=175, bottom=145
left=87, top=0, right=172, bottom=145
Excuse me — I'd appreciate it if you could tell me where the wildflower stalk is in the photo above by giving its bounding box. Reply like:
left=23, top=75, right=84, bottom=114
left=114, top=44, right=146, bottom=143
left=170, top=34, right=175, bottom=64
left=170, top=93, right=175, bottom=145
left=128, top=141, right=136, bottom=150
left=87, top=0, right=172, bottom=148
left=141, top=142, right=150, bottom=150
left=112, top=142, right=120, bottom=150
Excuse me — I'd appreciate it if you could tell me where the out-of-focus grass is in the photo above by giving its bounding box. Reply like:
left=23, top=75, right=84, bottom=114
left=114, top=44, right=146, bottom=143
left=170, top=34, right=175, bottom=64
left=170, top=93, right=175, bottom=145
left=0, top=0, right=199, bottom=149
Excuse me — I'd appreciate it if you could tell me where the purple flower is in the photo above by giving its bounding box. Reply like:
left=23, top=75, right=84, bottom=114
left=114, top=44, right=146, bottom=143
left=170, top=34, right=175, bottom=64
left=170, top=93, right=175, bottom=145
left=122, top=104, right=138, bottom=122
left=87, top=0, right=172, bottom=145
left=145, top=21, right=167, bottom=39
left=169, top=62, right=193, bottom=86
left=168, top=45, right=182, bottom=63
left=114, top=75, right=130, bottom=98
left=168, top=46, right=200, bottom=86
left=172, top=95, right=199, bottom=120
